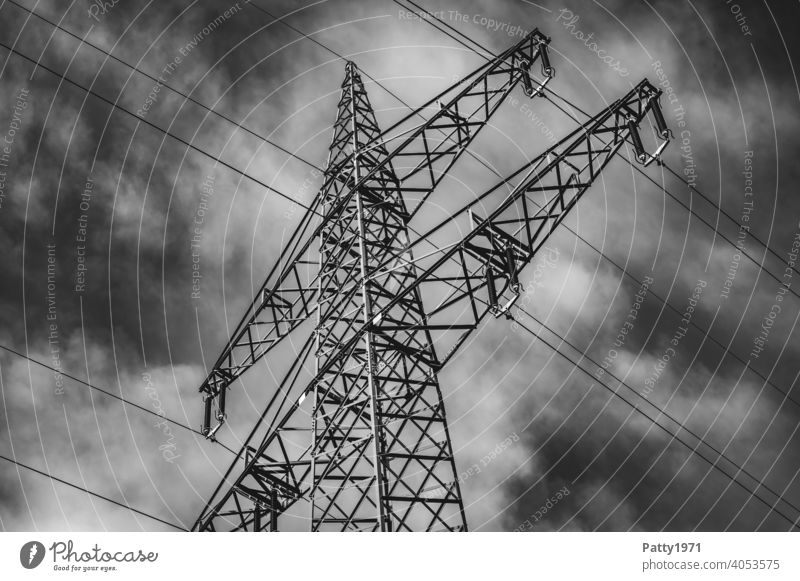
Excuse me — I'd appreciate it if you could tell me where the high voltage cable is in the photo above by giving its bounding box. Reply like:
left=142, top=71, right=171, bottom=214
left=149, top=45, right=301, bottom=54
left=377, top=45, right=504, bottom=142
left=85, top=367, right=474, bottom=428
left=386, top=0, right=800, bottom=420
left=391, top=0, right=800, bottom=528
left=0, top=343, right=238, bottom=455
left=5, top=1, right=795, bottom=529
left=392, top=0, right=800, bottom=406
left=395, top=0, right=800, bottom=290
left=511, top=308, right=800, bottom=522
left=506, top=314, right=800, bottom=530
left=0, top=454, right=188, bottom=530
left=248, top=0, right=799, bottom=416
left=0, top=39, right=318, bottom=215
left=254, top=0, right=800, bottom=418
left=3, top=0, right=320, bottom=173
left=390, top=251, right=800, bottom=527
left=542, top=90, right=800, bottom=303
left=6, top=0, right=792, bottom=422
left=417, top=259, right=800, bottom=529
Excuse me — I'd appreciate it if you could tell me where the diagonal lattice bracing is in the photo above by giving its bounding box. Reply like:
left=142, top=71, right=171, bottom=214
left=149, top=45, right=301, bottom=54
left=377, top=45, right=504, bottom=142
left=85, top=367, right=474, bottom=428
left=193, top=71, right=669, bottom=531
left=198, top=29, right=554, bottom=438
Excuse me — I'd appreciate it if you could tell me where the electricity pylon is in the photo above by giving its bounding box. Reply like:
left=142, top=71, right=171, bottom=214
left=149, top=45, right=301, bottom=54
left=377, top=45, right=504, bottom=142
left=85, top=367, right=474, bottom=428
left=193, top=29, right=669, bottom=531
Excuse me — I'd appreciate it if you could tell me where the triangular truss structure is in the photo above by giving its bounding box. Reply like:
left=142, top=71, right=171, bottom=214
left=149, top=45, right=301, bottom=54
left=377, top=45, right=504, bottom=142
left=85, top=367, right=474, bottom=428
left=193, top=28, right=669, bottom=532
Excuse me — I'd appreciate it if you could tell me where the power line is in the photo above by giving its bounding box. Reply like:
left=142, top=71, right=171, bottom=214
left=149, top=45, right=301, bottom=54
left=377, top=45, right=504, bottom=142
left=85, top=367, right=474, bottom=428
left=378, top=0, right=799, bottom=412
left=4, top=0, right=321, bottom=173
left=549, top=83, right=798, bottom=282
left=417, top=254, right=800, bottom=528
left=507, top=313, right=800, bottom=530
left=0, top=39, right=316, bottom=214
left=512, top=308, right=800, bottom=517
left=392, top=0, right=800, bottom=528
left=247, top=1, right=800, bottom=516
left=396, top=0, right=800, bottom=294
left=393, top=0, right=800, bottom=408
left=0, top=453, right=188, bottom=530
left=0, top=343, right=237, bottom=455
left=8, top=0, right=794, bottom=529
left=542, top=90, right=800, bottom=303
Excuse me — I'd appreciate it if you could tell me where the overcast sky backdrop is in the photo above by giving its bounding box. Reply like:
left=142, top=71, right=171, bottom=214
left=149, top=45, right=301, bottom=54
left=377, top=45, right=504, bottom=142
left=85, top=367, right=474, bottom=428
left=1, top=0, right=799, bottom=532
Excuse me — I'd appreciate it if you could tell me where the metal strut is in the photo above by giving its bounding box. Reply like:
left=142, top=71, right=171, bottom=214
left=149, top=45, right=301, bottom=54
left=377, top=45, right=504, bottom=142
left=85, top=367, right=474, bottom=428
left=198, top=28, right=555, bottom=439
left=193, top=73, right=669, bottom=531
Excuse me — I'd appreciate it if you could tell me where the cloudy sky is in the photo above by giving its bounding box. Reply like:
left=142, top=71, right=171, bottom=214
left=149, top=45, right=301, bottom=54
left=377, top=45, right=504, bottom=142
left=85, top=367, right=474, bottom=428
left=1, top=0, right=799, bottom=532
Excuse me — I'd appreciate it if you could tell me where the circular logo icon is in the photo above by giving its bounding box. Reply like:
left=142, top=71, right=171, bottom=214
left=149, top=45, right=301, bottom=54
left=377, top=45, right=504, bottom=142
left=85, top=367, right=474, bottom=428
left=20, top=541, right=46, bottom=569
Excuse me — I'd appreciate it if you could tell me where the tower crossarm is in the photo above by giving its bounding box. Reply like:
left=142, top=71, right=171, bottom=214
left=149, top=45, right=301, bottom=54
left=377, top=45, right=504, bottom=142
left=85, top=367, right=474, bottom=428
left=349, top=80, right=670, bottom=372
left=198, top=29, right=555, bottom=437
left=287, top=79, right=670, bottom=433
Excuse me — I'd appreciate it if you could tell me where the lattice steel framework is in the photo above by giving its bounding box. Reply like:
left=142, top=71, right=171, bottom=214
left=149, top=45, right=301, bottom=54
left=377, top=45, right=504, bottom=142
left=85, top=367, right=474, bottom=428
left=198, top=29, right=553, bottom=438
left=193, top=29, right=669, bottom=532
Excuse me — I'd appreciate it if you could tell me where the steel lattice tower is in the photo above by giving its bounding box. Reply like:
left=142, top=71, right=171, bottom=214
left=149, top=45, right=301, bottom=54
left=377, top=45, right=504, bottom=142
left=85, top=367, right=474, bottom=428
left=193, top=28, right=670, bottom=532
left=310, top=62, right=465, bottom=531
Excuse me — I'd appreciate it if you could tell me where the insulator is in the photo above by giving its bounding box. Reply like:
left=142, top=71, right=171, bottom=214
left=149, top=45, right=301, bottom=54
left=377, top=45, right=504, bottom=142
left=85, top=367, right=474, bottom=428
left=506, top=246, right=520, bottom=292
left=486, top=267, right=498, bottom=308
left=651, top=102, right=671, bottom=139
left=627, top=119, right=647, bottom=164
left=217, top=387, right=227, bottom=422
left=253, top=506, right=261, bottom=531
left=517, top=57, right=535, bottom=97
left=203, top=396, right=212, bottom=435
left=539, top=45, right=553, bottom=78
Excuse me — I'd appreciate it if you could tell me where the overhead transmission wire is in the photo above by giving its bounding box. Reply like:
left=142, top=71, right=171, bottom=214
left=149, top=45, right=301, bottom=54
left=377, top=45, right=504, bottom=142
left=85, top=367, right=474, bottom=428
left=2, top=0, right=320, bottom=173
left=224, top=1, right=800, bottom=527
left=396, top=0, right=800, bottom=288
left=249, top=0, right=800, bottom=414
left=0, top=344, right=238, bottom=455
left=0, top=453, right=188, bottom=530
left=402, top=226, right=800, bottom=527
left=0, top=38, right=318, bottom=214
left=506, top=315, right=800, bottom=530
left=219, top=9, right=800, bottom=526
left=6, top=1, right=796, bottom=528
left=389, top=0, right=800, bottom=527
left=391, top=0, right=800, bottom=410
left=2, top=0, right=515, bottom=289
left=6, top=0, right=792, bottom=410
left=0, top=4, right=481, bottom=474
left=544, top=90, right=800, bottom=299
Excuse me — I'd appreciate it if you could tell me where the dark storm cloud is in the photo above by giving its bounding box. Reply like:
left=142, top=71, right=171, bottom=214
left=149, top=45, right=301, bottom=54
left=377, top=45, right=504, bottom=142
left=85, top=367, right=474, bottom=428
left=0, top=0, right=798, bottom=532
